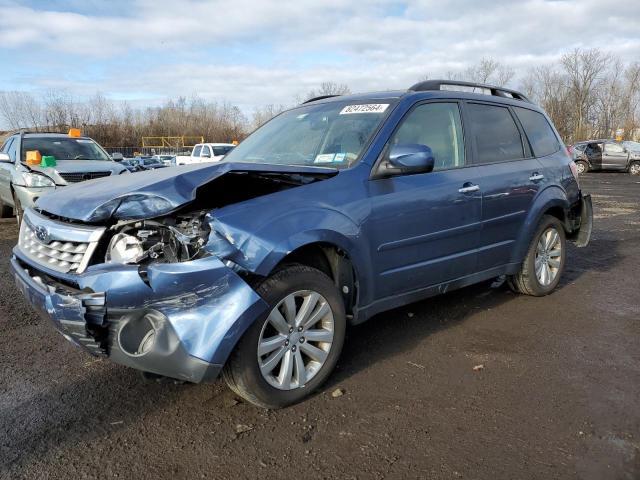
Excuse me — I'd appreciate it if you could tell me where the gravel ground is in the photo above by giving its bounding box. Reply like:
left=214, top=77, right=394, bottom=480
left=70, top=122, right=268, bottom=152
left=0, top=173, right=639, bottom=480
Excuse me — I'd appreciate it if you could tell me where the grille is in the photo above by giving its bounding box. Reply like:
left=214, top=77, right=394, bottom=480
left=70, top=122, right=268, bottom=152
left=59, top=171, right=111, bottom=183
left=19, top=222, right=90, bottom=273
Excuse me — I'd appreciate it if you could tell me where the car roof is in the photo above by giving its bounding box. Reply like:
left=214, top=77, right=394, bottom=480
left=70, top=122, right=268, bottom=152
left=303, top=87, right=544, bottom=112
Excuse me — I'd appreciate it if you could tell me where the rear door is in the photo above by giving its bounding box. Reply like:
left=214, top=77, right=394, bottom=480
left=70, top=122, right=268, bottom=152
left=368, top=101, right=483, bottom=298
left=464, top=102, right=544, bottom=271
left=602, top=142, right=628, bottom=170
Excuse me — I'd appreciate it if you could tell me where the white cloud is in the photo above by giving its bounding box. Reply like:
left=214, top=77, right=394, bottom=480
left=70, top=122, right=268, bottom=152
left=0, top=0, right=639, bottom=111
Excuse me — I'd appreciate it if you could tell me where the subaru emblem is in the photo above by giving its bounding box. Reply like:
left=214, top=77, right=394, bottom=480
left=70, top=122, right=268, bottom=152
left=34, top=225, right=50, bottom=243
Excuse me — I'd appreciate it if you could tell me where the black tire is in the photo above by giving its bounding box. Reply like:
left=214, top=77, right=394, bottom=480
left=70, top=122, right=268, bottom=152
left=12, top=192, right=23, bottom=225
left=223, top=265, right=346, bottom=409
left=0, top=197, right=12, bottom=218
left=629, top=161, right=640, bottom=176
left=575, top=160, right=589, bottom=175
left=508, top=215, right=566, bottom=297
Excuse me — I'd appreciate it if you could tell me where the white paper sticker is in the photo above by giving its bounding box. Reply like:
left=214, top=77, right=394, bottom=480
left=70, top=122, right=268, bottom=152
left=314, top=153, right=336, bottom=163
left=339, top=104, right=389, bottom=115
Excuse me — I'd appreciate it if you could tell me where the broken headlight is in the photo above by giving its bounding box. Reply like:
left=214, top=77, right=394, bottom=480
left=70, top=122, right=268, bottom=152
left=106, top=233, right=145, bottom=264
left=104, top=212, right=210, bottom=265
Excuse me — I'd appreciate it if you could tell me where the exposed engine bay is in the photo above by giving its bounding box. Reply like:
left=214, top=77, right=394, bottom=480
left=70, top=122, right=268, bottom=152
left=103, top=211, right=211, bottom=266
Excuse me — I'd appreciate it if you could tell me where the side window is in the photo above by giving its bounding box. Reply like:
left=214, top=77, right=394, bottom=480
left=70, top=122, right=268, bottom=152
left=514, top=107, right=560, bottom=157
left=390, top=102, right=465, bottom=171
left=604, top=143, right=624, bottom=154
left=1, top=137, right=13, bottom=154
left=7, top=138, right=18, bottom=162
left=467, top=103, right=524, bottom=163
left=192, top=145, right=202, bottom=157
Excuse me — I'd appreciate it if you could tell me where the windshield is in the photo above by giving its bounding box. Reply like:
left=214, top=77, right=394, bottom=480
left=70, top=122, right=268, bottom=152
left=223, top=100, right=395, bottom=168
left=22, top=137, right=111, bottom=162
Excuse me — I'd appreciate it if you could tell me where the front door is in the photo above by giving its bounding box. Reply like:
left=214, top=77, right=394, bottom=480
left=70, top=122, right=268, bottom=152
left=367, top=101, right=482, bottom=299
left=584, top=142, right=603, bottom=170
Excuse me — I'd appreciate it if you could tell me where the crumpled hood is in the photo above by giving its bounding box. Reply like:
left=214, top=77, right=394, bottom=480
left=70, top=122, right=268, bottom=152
left=35, top=162, right=337, bottom=223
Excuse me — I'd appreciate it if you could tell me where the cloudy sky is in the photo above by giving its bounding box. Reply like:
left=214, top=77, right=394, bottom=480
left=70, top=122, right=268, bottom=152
left=0, top=0, right=639, bottom=112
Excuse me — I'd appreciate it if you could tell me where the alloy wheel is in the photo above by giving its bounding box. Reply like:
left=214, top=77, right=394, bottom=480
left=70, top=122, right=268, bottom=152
left=257, top=290, right=334, bottom=390
left=535, top=227, right=562, bottom=286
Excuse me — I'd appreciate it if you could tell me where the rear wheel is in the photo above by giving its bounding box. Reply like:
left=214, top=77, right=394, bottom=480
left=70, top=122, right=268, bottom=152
left=575, top=160, right=588, bottom=174
left=223, top=265, right=346, bottom=409
left=629, top=161, right=640, bottom=176
left=508, top=215, right=566, bottom=296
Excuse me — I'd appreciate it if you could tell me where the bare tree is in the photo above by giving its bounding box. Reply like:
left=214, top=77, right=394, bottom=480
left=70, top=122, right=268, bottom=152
left=298, top=82, right=351, bottom=103
left=560, top=48, right=611, bottom=140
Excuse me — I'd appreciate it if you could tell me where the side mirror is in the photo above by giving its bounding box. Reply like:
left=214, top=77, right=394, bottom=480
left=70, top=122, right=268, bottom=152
left=376, top=143, right=435, bottom=178
left=0, top=153, right=12, bottom=163
left=111, top=152, right=124, bottom=161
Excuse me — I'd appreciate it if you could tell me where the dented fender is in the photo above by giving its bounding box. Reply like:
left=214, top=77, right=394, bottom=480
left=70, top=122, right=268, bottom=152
left=207, top=206, right=366, bottom=273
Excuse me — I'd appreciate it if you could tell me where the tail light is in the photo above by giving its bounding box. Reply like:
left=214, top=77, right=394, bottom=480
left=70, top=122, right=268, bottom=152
left=569, top=161, right=580, bottom=187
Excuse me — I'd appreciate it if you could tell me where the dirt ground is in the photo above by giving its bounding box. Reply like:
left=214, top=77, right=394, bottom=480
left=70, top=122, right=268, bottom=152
left=1, top=173, right=639, bottom=480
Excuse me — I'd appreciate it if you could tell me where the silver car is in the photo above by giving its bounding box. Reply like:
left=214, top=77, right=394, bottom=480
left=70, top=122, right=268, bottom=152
left=0, top=132, right=128, bottom=222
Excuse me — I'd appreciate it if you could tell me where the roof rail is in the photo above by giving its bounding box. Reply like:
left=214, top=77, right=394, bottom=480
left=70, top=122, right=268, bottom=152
left=409, top=79, right=530, bottom=102
left=302, top=94, right=341, bottom=104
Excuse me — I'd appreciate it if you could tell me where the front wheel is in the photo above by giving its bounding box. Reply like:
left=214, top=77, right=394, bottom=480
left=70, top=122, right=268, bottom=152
left=0, top=196, right=12, bottom=218
left=12, top=192, right=23, bottom=225
left=508, top=215, right=566, bottom=296
left=223, top=265, right=346, bottom=409
left=629, top=161, right=640, bottom=176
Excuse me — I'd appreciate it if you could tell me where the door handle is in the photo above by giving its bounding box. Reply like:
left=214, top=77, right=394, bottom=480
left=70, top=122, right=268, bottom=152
left=529, top=173, right=544, bottom=181
left=458, top=184, right=480, bottom=193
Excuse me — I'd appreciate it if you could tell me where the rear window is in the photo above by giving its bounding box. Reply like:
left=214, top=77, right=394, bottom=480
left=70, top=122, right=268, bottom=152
left=467, top=103, right=524, bottom=164
left=213, top=146, right=233, bottom=156
left=514, top=107, right=560, bottom=157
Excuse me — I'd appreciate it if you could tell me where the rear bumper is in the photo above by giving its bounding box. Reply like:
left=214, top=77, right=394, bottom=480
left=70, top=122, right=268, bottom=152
left=569, top=193, right=593, bottom=247
left=11, top=251, right=269, bottom=383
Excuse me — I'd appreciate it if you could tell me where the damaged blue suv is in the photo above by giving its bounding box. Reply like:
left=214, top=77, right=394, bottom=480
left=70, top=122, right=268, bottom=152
left=11, top=80, right=592, bottom=408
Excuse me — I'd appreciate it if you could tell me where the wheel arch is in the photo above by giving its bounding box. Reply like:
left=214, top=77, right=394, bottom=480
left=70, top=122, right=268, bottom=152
left=266, top=240, right=361, bottom=321
left=510, top=186, right=571, bottom=264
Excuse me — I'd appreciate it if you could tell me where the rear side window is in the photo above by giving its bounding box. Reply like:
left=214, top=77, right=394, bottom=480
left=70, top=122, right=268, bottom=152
left=514, top=107, right=560, bottom=157
left=467, top=103, right=524, bottom=163
left=604, top=142, right=624, bottom=154
left=390, top=102, right=465, bottom=171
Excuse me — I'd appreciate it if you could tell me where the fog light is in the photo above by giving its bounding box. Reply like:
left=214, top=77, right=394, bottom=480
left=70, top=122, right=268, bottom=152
left=118, top=313, right=157, bottom=357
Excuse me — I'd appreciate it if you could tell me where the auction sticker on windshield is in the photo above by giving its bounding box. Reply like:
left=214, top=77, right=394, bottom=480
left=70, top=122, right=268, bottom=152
left=340, top=104, right=389, bottom=115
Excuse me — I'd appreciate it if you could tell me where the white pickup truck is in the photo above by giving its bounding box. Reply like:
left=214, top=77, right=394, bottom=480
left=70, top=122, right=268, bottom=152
left=175, top=143, right=236, bottom=166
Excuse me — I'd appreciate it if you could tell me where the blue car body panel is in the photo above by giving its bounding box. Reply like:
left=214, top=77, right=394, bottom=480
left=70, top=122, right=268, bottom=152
left=11, top=88, right=591, bottom=382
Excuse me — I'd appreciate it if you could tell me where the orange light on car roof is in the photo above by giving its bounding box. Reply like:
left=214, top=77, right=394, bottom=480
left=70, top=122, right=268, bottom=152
left=26, top=150, right=41, bottom=166
left=68, top=128, right=81, bottom=138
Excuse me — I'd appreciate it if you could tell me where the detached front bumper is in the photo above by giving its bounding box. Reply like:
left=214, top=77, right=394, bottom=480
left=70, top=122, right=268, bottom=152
left=11, top=252, right=268, bottom=383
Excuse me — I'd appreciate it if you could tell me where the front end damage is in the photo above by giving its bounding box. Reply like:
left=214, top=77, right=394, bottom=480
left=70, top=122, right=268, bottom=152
left=11, top=163, right=336, bottom=381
